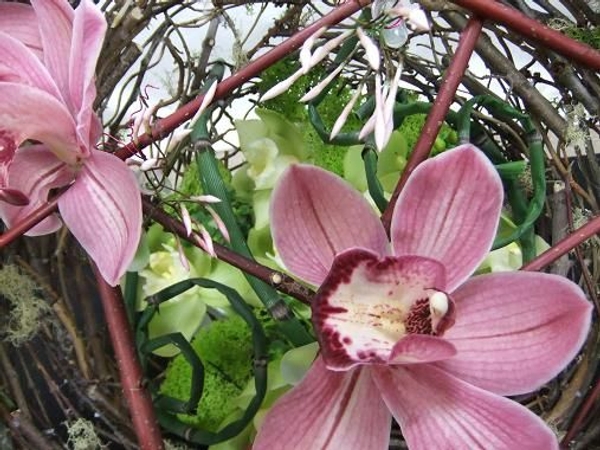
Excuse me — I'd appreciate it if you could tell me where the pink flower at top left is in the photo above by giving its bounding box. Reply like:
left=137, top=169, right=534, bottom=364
left=0, top=0, right=142, bottom=286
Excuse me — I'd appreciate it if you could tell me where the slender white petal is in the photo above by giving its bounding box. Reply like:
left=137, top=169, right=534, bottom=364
left=308, top=30, right=353, bottom=68
left=190, top=194, right=221, bottom=204
left=300, top=26, right=328, bottom=73
left=260, top=68, right=304, bottom=101
left=175, top=235, right=191, bottom=272
left=166, top=128, right=191, bottom=154
left=189, top=79, right=218, bottom=125
left=300, top=62, right=346, bottom=103
left=193, top=224, right=215, bottom=257
left=378, top=61, right=403, bottom=150
left=374, top=76, right=388, bottom=150
left=180, top=204, right=192, bottom=237
left=359, top=114, right=376, bottom=140
left=356, top=27, right=380, bottom=71
left=206, top=204, right=230, bottom=243
left=330, top=83, right=363, bottom=140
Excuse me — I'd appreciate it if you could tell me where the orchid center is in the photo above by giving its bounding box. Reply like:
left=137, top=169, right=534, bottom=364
left=313, top=248, right=456, bottom=371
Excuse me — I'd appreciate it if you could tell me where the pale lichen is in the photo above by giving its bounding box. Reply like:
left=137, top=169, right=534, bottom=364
left=0, top=265, right=50, bottom=346
left=564, top=103, right=590, bottom=148
left=164, top=439, right=194, bottom=450
left=65, top=418, right=103, bottom=450
left=573, top=208, right=600, bottom=249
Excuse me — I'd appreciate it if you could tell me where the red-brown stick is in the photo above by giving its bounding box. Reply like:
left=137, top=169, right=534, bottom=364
left=93, top=267, right=164, bottom=450
left=381, top=17, right=483, bottom=232
left=450, top=0, right=600, bottom=71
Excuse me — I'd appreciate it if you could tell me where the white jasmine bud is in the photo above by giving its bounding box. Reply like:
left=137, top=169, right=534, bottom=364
left=300, top=26, right=328, bottom=73
left=189, top=79, right=218, bottom=125
left=300, top=62, right=346, bottom=103
left=180, top=204, right=193, bottom=237
left=261, top=68, right=304, bottom=102
left=356, top=27, right=381, bottom=71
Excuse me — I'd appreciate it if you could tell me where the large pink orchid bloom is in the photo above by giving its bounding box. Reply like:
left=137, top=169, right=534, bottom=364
left=254, top=145, right=592, bottom=449
left=0, top=0, right=141, bottom=286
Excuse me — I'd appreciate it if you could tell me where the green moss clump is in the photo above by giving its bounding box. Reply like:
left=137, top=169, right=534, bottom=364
left=311, top=143, right=347, bottom=177
left=159, top=307, right=299, bottom=432
left=259, top=58, right=363, bottom=176
left=563, top=26, right=600, bottom=50
left=160, top=315, right=254, bottom=431
left=398, top=114, right=457, bottom=156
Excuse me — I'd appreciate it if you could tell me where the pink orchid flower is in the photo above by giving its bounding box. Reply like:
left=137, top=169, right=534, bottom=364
left=0, top=0, right=141, bottom=286
left=254, top=145, right=591, bottom=449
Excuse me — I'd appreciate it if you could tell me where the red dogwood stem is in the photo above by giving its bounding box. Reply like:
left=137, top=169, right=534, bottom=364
left=115, top=0, right=372, bottom=160
left=381, top=17, right=483, bottom=233
left=522, top=214, right=600, bottom=272
left=450, top=0, right=600, bottom=70
left=93, top=266, right=164, bottom=450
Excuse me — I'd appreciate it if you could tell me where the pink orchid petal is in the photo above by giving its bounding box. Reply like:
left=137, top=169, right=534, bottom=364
left=70, top=0, right=106, bottom=149
left=373, top=364, right=559, bottom=450
left=0, top=83, right=79, bottom=165
left=0, top=145, right=73, bottom=235
left=254, top=356, right=391, bottom=450
left=436, top=271, right=592, bottom=395
left=271, top=164, right=389, bottom=285
left=58, top=151, right=142, bottom=286
left=0, top=3, right=42, bottom=57
left=389, top=334, right=456, bottom=364
left=30, top=0, right=75, bottom=108
left=313, top=248, right=447, bottom=370
left=391, top=145, right=503, bottom=291
left=0, top=32, right=61, bottom=98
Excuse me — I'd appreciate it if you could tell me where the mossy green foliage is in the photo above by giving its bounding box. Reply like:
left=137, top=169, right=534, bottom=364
left=399, top=113, right=458, bottom=156
left=160, top=315, right=254, bottom=431
left=160, top=308, right=295, bottom=432
left=259, top=58, right=362, bottom=177
left=563, top=26, right=600, bottom=50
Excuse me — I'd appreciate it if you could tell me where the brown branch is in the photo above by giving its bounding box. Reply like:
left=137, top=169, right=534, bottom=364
left=143, top=199, right=315, bottom=304
left=442, top=10, right=567, bottom=136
